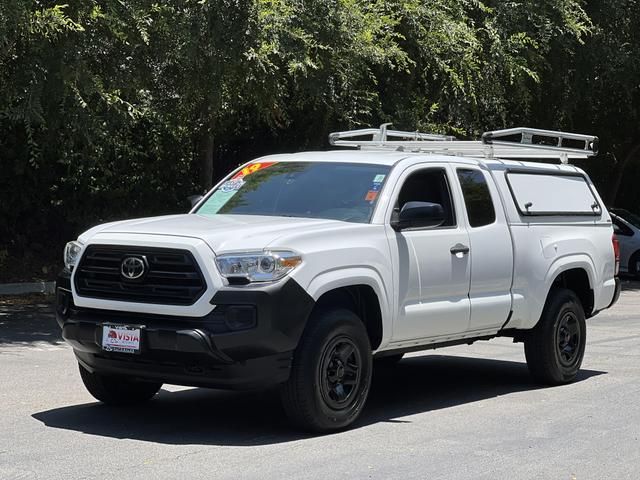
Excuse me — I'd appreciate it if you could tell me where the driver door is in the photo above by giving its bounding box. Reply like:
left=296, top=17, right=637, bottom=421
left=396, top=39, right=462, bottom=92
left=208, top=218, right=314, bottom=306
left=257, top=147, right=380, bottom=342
left=386, top=164, right=471, bottom=342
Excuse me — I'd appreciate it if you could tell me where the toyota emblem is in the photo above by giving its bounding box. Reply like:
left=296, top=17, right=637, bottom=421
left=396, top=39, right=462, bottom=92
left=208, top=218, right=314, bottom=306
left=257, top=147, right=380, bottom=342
left=120, top=256, right=146, bottom=280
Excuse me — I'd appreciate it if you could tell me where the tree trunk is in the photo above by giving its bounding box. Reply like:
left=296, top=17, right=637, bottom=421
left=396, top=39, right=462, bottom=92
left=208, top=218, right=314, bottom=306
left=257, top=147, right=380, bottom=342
left=199, top=116, right=215, bottom=191
left=609, top=143, right=640, bottom=206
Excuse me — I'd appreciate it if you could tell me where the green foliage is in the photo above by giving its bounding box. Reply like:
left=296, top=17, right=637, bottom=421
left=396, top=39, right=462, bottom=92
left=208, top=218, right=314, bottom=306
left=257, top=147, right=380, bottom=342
left=534, top=0, right=640, bottom=203
left=0, top=0, right=638, bottom=272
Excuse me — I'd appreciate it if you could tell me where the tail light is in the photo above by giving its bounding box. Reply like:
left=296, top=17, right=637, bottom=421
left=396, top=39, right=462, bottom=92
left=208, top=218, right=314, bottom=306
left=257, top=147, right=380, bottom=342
left=612, top=233, right=620, bottom=276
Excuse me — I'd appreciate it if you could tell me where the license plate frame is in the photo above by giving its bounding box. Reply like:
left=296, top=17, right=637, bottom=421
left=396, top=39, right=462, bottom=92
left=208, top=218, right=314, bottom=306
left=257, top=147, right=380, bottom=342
left=101, top=324, right=142, bottom=354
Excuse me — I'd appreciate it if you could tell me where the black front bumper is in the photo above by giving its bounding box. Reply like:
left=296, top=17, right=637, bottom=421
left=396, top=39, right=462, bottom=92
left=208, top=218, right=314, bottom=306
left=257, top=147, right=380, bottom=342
left=56, top=272, right=315, bottom=390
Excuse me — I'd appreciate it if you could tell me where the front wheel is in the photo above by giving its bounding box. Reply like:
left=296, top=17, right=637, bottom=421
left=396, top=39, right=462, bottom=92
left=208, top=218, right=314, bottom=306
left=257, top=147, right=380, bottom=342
left=79, top=364, right=162, bottom=405
left=280, top=308, right=372, bottom=432
left=524, top=288, right=586, bottom=385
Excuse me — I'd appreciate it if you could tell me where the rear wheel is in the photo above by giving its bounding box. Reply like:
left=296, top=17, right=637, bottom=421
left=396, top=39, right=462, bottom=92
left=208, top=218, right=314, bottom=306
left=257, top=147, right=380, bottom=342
left=524, top=288, right=586, bottom=385
left=629, top=252, right=640, bottom=280
left=280, top=308, right=372, bottom=432
left=79, top=364, right=162, bottom=405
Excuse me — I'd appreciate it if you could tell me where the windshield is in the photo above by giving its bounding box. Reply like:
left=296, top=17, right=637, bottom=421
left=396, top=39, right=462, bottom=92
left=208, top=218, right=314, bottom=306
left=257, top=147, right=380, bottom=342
left=611, top=208, right=640, bottom=229
left=196, top=161, right=391, bottom=223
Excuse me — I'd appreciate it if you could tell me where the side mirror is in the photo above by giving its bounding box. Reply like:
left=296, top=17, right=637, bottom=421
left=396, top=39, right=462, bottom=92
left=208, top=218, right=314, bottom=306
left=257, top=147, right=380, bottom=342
left=391, top=201, right=445, bottom=231
left=188, top=195, right=204, bottom=208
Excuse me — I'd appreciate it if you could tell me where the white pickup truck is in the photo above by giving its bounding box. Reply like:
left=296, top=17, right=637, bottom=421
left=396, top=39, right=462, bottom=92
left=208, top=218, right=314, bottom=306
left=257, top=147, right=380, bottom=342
left=56, top=126, right=621, bottom=432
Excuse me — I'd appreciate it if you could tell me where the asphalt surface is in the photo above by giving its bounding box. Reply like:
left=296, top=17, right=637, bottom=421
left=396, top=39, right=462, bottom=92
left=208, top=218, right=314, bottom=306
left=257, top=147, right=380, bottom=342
left=1, top=284, right=639, bottom=480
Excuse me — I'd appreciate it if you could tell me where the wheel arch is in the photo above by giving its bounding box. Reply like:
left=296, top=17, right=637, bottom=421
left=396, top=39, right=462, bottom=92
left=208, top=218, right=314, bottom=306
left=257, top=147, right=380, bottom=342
left=549, top=268, right=594, bottom=317
left=312, top=285, right=383, bottom=350
left=304, top=269, right=391, bottom=351
left=540, top=259, right=595, bottom=322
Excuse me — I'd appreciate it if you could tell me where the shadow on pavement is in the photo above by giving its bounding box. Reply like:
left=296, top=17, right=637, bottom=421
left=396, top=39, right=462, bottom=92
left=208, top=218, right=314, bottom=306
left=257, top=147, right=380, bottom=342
left=32, top=355, right=605, bottom=446
left=0, top=296, right=61, bottom=346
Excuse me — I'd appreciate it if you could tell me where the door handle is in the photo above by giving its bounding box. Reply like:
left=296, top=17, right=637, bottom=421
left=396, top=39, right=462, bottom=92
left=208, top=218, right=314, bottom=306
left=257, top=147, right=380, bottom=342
left=450, top=244, right=470, bottom=255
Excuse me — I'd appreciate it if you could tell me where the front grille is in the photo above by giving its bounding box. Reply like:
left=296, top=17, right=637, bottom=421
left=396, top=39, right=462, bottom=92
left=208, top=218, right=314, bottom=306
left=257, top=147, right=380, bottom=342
left=74, top=245, right=207, bottom=305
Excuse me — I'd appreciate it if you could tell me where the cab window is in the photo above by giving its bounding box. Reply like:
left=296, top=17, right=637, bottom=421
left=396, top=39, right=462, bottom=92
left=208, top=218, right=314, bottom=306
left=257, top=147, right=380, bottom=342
left=456, top=168, right=496, bottom=227
left=394, top=168, right=456, bottom=227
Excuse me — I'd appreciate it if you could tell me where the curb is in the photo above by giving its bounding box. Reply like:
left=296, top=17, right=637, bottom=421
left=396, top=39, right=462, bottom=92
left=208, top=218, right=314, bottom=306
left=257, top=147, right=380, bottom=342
left=0, top=281, right=56, bottom=295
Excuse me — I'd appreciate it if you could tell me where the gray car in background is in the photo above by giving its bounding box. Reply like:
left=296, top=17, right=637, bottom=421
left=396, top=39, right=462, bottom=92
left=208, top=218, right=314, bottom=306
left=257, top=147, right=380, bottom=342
left=610, top=208, right=640, bottom=279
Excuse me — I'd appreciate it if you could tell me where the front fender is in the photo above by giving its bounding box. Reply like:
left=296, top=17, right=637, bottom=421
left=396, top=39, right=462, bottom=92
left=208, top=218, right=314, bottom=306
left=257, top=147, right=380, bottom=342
left=299, top=267, right=393, bottom=349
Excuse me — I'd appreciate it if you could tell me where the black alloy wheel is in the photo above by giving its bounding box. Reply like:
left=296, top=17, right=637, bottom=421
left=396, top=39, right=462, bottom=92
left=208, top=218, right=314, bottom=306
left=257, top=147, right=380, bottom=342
left=280, top=308, right=372, bottom=432
left=525, top=288, right=587, bottom=385
left=556, top=311, right=582, bottom=368
left=319, top=336, right=362, bottom=410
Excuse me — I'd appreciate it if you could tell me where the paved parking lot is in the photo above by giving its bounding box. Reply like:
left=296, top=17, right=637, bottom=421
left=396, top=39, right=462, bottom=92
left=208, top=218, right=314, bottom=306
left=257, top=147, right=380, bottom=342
left=1, top=283, right=639, bottom=480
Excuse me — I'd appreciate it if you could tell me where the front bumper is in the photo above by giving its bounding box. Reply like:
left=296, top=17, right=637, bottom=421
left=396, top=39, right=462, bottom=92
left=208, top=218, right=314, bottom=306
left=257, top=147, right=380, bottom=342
left=56, top=271, right=315, bottom=389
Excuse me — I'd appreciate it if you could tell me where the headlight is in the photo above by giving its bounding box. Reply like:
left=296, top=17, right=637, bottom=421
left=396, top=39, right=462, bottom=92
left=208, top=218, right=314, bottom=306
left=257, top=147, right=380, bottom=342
left=64, top=241, right=83, bottom=271
left=215, top=250, right=302, bottom=283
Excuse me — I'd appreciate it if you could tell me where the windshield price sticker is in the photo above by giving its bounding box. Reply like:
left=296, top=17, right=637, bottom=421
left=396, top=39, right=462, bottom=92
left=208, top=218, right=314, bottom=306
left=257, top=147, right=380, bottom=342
left=232, top=162, right=277, bottom=180
left=102, top=325, right=142, bottom=354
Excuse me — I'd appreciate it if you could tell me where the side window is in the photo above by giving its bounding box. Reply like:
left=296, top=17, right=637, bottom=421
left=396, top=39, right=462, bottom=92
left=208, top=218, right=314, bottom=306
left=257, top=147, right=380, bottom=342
left=395, top=168, right=456, bottom=227
left=456, top=168, right=496, bottom=227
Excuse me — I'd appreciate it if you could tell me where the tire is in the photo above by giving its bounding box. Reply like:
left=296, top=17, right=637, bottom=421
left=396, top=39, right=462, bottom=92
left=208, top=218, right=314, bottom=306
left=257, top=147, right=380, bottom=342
left=79, top=363, right=162, bottom=405
left=524, top=288, right=586, bottom=385
left=629, top=251, right=640, bottom=280
left=374, top=353, right=404, bottom=368
left=280, top=308, right=372, bottom=432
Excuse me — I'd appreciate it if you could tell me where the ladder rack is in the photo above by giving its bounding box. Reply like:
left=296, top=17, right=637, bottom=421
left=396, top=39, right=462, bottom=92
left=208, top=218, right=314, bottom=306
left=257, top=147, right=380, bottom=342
left=328, top=124, right=599, bottom=164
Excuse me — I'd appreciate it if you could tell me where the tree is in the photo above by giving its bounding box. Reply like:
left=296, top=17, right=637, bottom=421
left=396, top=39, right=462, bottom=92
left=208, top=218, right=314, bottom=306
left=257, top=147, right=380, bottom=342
left=534, top=0, right=640, bottom=205
left=0, top=0, right=637, bottom=279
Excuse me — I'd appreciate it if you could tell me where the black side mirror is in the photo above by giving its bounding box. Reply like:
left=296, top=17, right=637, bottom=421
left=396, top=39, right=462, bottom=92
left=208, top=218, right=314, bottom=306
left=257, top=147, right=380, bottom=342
left=391, top=201, right=445, bottom=231
left=188, top=195, right=204, bottom=208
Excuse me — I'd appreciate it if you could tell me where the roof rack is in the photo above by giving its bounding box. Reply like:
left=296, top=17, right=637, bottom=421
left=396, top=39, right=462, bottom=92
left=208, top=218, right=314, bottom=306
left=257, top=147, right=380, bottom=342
left=329, top=124, right=599, bottom=164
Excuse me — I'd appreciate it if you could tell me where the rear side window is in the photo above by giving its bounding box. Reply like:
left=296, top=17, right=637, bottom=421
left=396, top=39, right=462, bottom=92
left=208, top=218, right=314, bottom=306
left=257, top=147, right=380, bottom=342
left=457, top=169, right=496, bottom=227
left=506, top=171, right=601, bottom=216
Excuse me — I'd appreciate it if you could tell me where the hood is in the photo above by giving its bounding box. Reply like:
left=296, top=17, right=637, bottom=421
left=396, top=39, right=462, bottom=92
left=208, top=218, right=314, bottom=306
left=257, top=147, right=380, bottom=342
left=83, top=213, right=355, bottom=253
